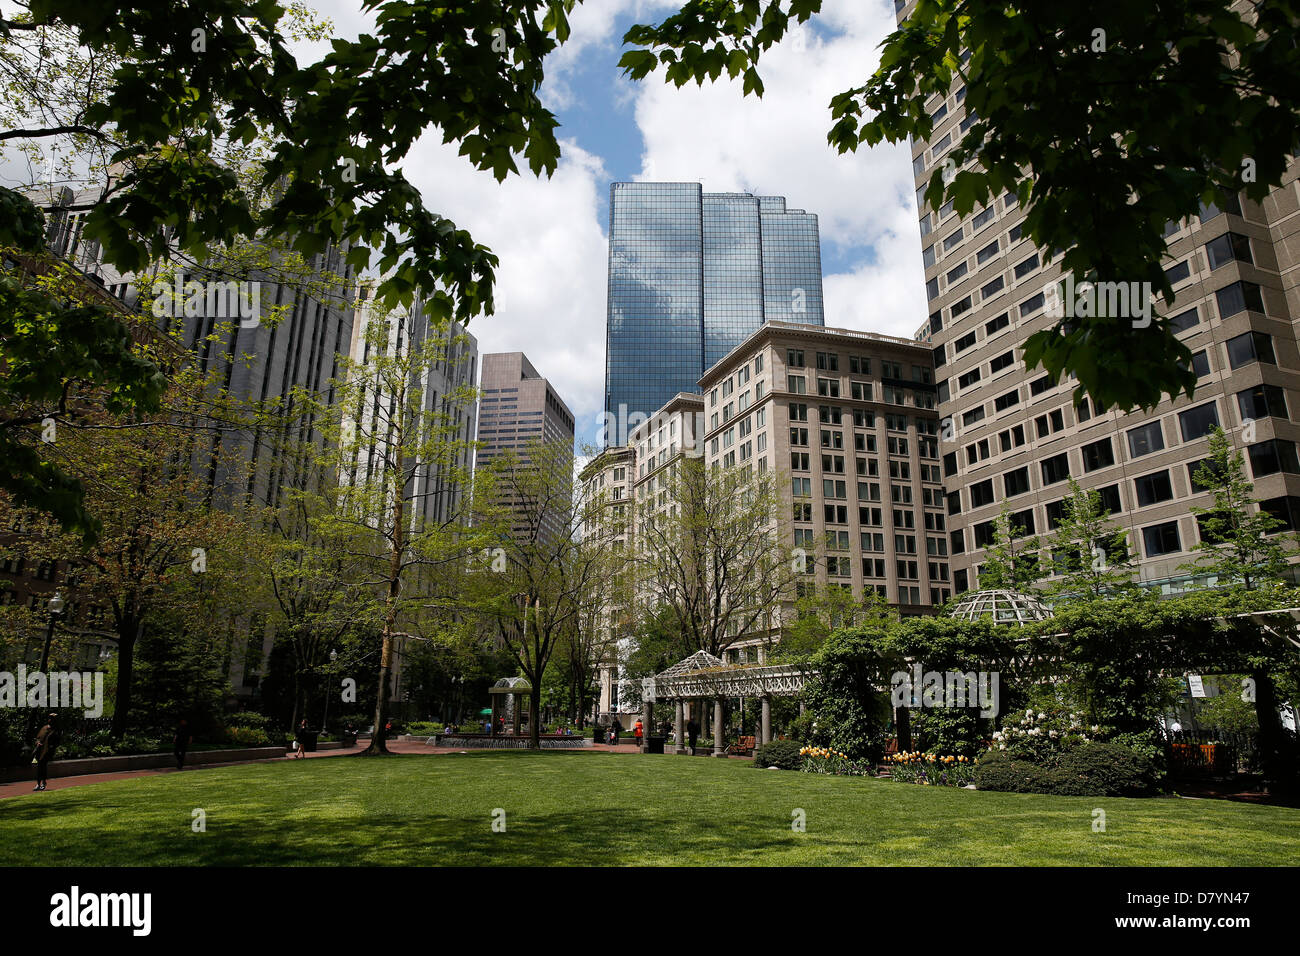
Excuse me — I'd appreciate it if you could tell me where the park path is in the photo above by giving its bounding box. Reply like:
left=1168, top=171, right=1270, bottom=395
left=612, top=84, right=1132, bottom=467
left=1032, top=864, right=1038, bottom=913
left=0, top=738, right=651, bottom=800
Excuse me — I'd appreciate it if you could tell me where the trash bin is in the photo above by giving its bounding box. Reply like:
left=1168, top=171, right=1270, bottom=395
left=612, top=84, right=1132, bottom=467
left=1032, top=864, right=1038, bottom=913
left=340, top=731, right=357, bottom=748
left=302, top=731, right=319, bottom=753
left=646, top=736, right=666, bottom=755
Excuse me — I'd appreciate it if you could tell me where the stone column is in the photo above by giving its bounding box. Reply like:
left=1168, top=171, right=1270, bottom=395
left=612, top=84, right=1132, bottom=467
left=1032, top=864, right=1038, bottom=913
left=641, top=699, right=654, bottom=752
left=674, top=700, right=686, bottom=754
left=761, top=696, right=771, bottom=746
left=490, top=696, right=499, bottom=735
left=799, top=700, right=806, bottom=715
left=712, top=698, right=726, bottom=757
left=510, top=693, right=520, bottom=735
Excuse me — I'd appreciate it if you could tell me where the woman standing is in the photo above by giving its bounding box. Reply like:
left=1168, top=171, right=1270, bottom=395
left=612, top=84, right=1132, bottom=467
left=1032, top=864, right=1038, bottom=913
left=32, top=712, right=60, bottom=791
left=294, top=718, right=309, bottom=758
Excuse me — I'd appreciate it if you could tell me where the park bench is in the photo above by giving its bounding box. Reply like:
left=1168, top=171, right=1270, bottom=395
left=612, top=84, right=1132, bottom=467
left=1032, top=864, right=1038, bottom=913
left=727, top=735, right=757, bottom=756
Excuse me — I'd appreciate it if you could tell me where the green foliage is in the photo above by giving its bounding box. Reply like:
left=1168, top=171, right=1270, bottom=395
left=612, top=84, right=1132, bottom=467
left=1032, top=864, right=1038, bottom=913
left=620, top=0, right=1300, bottom=411
left=753, top=738, right=804, bottom=770
left=976, top=743, right=1160, bottom=797
left=1046, top=478, right=1137, bottom=601
left=976, top=503, right=1041, bottom=591
left=1180, top=426, right=1296, bottom=590
left=909, top=708, right=984, bottom=759
left=804, top=629, right=893, bottom=760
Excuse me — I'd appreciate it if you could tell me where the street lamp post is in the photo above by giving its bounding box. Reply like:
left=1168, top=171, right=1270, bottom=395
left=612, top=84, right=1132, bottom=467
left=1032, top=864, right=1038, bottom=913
left=27, top=591, right=64, bottom=741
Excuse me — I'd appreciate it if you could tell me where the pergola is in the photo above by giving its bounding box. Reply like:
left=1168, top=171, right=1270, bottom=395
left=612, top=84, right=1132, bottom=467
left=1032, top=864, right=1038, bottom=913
left=488, top=677, right=531, bottom=736
left=641, top=650, right=810, bottom=756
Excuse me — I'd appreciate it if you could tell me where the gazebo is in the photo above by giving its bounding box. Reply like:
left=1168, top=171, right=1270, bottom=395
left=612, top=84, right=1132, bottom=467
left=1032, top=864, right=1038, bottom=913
left=488, top=676, right=532, bottom=735
left=642, top=650, right=809, bottom=756
left=947, top=589, right=1054, bottom=625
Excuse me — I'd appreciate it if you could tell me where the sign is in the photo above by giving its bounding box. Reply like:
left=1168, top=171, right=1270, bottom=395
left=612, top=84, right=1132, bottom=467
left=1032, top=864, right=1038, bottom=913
left=1188, top=675, right=1206, bottom=698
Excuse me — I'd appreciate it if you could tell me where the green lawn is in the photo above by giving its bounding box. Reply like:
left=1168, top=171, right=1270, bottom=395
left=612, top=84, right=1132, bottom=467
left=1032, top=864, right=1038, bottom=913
left=2, top=751, right=1296, bottom=866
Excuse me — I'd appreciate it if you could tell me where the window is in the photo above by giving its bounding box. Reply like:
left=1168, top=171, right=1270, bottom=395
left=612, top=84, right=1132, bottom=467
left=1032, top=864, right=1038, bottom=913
left=922, top=244, right=936, bottom=268
left=1178, top=402, right=1219, bottom=442
left=1097, top=484, right=1122, bottom=515
left=981, top=276, right=1005, bottom=299
left=1226, top=331, right=1275, bottom=370
left=944, top=229, right=965, bottom=251
left=1188, top=458, right=1223, bottom=493
left=1134, top=470, right=1174, bottom=507
left=1019, top=292, right=1045, bottom=317
left=1013, top=254, right=1039, bottom=279
left=985, top=313, right=1009, bottom=336
left=1142, top=521, right=1182, bottom=557
left=1029, top=374, right=1055, bottom=397
left=962, top=406, right=985, bottom=426
left=1081, top=438, right=1115, bottom=472
left=1003, top=467, right=1030, bottom=497
left=1164, top=259, right=1191, bottom=285
left=1126, top=422, right=1164, bottom=458
left=1205, top=232, right=1252, bottom=270
left=1248, top=439, right=1300, bottom=477
left=1188, top=350, right=1210, bottom=378
left=958, top=368, right=981, bottom=389
left=787, top=349, right=805, bottom=367
left=1198, top=192, right=1242, bottom=221
left=976, top=240, right=999, bottom=264
left=955, top=331, right=977, bottom=353
left=947, top=262, right=968, bottom=284
left=994, top=389, right=1020, bottom=412
left=990, top=351, right=1014, bottom=373
left=950, top=295, right=972, bottom=317
left=1216, top=281, right=1265, bottom=319
left=1169, top=307, right=1199, bottom=334
left=1237, top=384, right=1288, bottom=422
left=1260, top=496, right=1300, bottom=532
left=972, top=205, right=996, bottom=230
left=1041, top=453, right=1070, bottom=485
left=970, top=479, right=995, bottom=508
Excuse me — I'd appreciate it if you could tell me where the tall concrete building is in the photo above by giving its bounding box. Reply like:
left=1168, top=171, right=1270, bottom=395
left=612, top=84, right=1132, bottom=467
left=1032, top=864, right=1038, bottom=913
left=899, top=0, right=1300, bottom=594
left=700, top=322, right=949, bottom=633
left=477, top=352, right=576, bottom=540
left=604, top=182, right=826, bottom=439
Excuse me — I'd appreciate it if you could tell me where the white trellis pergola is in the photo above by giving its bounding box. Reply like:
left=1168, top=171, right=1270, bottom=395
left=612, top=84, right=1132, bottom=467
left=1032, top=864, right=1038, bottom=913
left=640, top=650, right=811, bottom=756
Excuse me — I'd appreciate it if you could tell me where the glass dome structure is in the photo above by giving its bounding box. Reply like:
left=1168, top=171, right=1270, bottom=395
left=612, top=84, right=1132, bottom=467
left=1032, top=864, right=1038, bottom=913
left=946, top=589, right=1054, bottom=625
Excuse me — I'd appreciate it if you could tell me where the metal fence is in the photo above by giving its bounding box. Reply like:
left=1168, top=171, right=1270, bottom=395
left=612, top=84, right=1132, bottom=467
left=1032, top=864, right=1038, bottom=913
left=1157, top=728, right=1259, bottom=777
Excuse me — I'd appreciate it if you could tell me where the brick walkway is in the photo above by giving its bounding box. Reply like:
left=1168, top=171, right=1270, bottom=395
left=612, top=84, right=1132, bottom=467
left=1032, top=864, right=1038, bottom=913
left=0, top=737, right=720, bottom=800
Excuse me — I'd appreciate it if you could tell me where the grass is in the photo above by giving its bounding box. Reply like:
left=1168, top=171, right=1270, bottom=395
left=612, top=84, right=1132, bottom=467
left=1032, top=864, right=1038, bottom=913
left=1, top=751, right=1296, bottom=866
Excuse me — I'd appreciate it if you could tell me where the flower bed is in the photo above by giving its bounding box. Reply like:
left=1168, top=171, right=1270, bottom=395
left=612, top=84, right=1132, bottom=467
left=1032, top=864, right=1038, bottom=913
left=799, top=746, right=875, bottom=776
left=887, top=751, right=976, bottom=787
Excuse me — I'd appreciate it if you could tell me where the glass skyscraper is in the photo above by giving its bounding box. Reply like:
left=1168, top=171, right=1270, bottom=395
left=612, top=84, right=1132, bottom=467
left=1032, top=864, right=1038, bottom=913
left=605, top=182, right=824, bottom=433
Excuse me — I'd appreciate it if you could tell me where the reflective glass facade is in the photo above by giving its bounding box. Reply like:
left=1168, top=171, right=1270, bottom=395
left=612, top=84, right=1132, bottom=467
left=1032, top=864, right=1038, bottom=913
left=606, top=182, right=823, bottom=430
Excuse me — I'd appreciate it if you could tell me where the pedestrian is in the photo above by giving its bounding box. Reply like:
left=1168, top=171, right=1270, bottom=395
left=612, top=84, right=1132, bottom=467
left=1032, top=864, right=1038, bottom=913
left=173, top=718, right=191, bottom=769
left=294, top=718, right=309, bottom=759
left=633, top=718, right=644, bottom=748
left=687, top=718, right=700, bottom=756
left=32, top=712, right=60, bottom=791
left=610, top=717, right=622, bottom=746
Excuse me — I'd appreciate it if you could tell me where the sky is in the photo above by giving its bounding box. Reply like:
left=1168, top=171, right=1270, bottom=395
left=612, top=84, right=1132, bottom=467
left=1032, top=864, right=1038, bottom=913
left=1, top=0, right=928, bottom=450
left=300, top=0, right=928, bottom=448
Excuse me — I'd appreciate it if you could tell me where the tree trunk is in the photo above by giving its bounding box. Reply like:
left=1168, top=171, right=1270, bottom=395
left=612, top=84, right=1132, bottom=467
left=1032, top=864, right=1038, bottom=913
left=110, top=617, right=141, bottom=738
left=528, top=679, right=542, bottom=749
left=361, top=633, right=394, bottom=755
left=895, top=706, right=912, bottom=753
left=1252, top=669, right=1297, bottom=794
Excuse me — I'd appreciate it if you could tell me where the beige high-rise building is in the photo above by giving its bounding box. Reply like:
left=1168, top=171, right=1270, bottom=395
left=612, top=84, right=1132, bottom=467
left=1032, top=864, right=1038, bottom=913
left=699, top=321, right=950, bottom=632
left=900, top=0, right=1300, bottom=594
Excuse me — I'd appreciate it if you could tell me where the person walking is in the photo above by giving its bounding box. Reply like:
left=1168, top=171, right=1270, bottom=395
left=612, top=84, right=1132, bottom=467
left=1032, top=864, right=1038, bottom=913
left=633, top=718, right=644, bottom=748
left=32, top=712, right=60, bottom=791
left=294, top=718, right=309, bottom=758
left=173, top=718, right=191, bottom=769
left=687, top=717, right=700, bottom=756
left=610, top=717, right=622, bottom=746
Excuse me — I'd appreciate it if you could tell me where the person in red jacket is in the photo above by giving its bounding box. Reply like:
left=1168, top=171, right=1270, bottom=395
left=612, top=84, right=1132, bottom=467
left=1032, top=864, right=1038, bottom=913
left=634, top=718, right=644, bottom=747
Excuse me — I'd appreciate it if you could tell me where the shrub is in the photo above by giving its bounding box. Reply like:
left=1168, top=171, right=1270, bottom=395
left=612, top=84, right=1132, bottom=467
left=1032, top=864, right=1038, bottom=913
left=223, top=711, right=273, bottom=730
left=222, top=726, right=271, bottom=746
left=975, top=745, right=1158, bottom=796
left=1057, top=741, right=1160, bottom=796
left=407, top=722, right=440, bottom=736
left=754, top=739, right=804, bottom=770
left=991, top=708, right=1098, bottom=765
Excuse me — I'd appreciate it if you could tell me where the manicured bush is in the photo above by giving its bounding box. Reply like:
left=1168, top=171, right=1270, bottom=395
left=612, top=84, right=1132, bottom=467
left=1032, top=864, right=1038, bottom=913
left=406, top=722, right=440, bottom=736
left=975, top=744, right=1159, bottom=796
left=754, top=738, right=804, bottom=770
left=1057, top=741, right=1160, bottom=796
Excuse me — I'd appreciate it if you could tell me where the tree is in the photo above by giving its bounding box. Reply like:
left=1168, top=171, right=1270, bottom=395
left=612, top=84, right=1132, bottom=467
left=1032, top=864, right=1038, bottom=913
left=1, top=0, right=580, bottom=525
left=778, top=584, right=892, bottom=661
left=309, top=297, right=488, bottom=755
left=635, top=457, right=797, bottom=659
left=1181, top=426, right=1295, bottom=590
left=619, top=0, right=1300, bottom=411
left=469, top=440, right=625, bottom=748
left=1046, top=478, right=1137, bottom=601
left=976, top=503, right=1041, bottom=592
